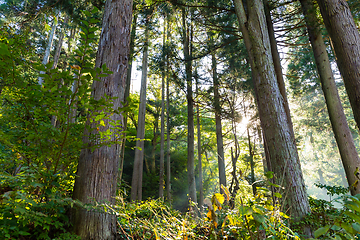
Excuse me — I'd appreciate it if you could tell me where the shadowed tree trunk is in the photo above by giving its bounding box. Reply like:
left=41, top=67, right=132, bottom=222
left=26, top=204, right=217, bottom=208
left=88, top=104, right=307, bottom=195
left=72, top=0, right=133, bottom=239
left=316, top=0, right=360, bottom=131
left=211, top=50, right=226, bottom=191
left=182, top=7, right=197, bottom=203
left=131, top=17, right=150, bottom=201
left=301, top=0, right=360, bottom=195
left=233, top=0, right=311, bottom=235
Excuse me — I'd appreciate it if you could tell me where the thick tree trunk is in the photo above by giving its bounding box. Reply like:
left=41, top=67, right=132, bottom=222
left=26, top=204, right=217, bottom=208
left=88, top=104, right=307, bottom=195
left=72, top=0, right=133, bottom=239
left=182, top=8, right=197, bottom=203
left=233, top=0, right=311, bottom=226
left=301, top=0, right=360, bottom=195
left=316, top=0, right=360, bottom=130
left=131, top=21, right=150, bottom=201
left=212, top=52, right=227, bottom=191
left=263, top=0, right=295, bottom=138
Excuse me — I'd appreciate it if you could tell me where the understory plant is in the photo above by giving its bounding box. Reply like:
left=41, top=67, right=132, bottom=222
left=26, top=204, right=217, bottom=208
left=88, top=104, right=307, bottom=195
left=0, top=7, right=116, bottom=239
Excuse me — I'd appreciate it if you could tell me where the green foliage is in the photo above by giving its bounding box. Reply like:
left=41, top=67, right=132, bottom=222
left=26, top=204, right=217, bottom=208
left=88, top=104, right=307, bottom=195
left=0, top=8, right=115, bottom=239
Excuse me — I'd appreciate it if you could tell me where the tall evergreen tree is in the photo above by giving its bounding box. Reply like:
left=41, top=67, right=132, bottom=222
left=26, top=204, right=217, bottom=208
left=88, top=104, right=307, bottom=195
left=72, top=0, right=133, bottom=238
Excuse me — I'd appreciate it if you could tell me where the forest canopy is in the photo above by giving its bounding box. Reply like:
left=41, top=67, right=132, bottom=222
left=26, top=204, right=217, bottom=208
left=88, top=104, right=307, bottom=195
left=1, top=0, right=360, bottom=239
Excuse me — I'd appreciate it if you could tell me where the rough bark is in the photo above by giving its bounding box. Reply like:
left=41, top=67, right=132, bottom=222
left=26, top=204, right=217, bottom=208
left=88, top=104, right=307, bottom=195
left=301, top=0, right=360, bottom=195
left=233, top=0, right=310, bottom=225
left=72, top=0, right=133, bottom=239
left=131, top=20, right=150, bottom=201
left=182, top=8, right=197, bottom=203
left=316, top=0, right=360, bottom=131
left=212, top=51, right=227, bottom=191
left=263, top=0, right=295, bottom=138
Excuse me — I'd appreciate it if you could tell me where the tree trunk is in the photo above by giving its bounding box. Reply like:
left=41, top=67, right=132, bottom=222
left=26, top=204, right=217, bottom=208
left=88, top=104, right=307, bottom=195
left=196, top=79, right=204, bottom=212
left=212, top=51, right=227, bottom=191
left=301, top=0, right=360, bottom=195
left=120, top=11, right=138, bottom=185
left=166, top=42, right=172, bottom=203
left=39, top=14, right=57, bottom=85
left=159, top=17, right=166, bottom=200
left=316, top=0, right=360, bottom=131
left=233, top=0, right=311, bottom=227
left=182, top=8, right=197, bottom=203
left=72, top=0, right=133, bottom=239
left=52, top=15, right=69, bottom=69
left=131, top=20, right=150, bottom=201
left=263, top=0, right=295, bottom=138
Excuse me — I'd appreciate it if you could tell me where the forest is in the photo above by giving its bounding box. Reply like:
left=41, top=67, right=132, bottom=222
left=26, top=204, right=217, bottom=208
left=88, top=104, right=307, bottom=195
left=1, top=0, right=360, bottom=239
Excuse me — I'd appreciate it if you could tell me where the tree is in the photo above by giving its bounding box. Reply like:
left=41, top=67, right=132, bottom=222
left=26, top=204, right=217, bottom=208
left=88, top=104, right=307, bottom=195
left=182, top=7, right=197, bottom=204
left=72, top=0, right=133, bottom=238
left=316, top=0, right=360, bottom=131
left=233, top=0, right=311, bottom=231
left=131, top=13, right=151, bottom=202
left=300, top=0, right=360, bottom=195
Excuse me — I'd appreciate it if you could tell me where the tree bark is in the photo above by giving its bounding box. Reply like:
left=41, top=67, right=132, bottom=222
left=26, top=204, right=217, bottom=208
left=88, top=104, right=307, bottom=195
left=159, top=16, right=166, bottom=200
left=131, top=19, right=150, bottom=201
left=39, top=14, right=57, bottom=85
left=301, top=0, right=360, bottom=195
left=196, top=79, right=204, bottom=212
left=53, top=15, right=69, bottom=69
left=211, top=51, right=227, bottom=191
left=182, top=8, right=197, bottom=203
left=119, top=10, right=137, bottom=185
left=233, top=0, right=311, bottom=226
left=263, top=0, right=295, bottom=138
left=72, top=0, right=133, bottom=239
left=316, top=0, right=360, bottom=131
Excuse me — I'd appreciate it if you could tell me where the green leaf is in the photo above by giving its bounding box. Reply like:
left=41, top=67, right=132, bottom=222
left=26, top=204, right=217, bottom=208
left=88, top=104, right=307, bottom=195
left=314, top=225, right=330, bottom=238
left=0, top=43, right=10, bottom=56
left=274, top=192, right=282, bottom=198
left=352, top=222, right=360, bottom=232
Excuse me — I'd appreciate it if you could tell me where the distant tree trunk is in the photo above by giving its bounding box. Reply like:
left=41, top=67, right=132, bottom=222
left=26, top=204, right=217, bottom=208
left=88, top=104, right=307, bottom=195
left=72, top=0, right=132, bottom=239
left=301, top=0, right=360, bottom=195
left=131, top=19, right=150, bottom=201
left=196, top=79, right=204, bottom=212
left=316, top=0, right=360, bottom=131
left=211, top=51, right=227, bottom=191
left=120, top=11, right=138, bottom=184
left=159, top=17, right=166, bottom=200
left=39, top=14, right=57, bottom=85
left=165, top=17, right=172, bottom=203
left=182, top=8, right=197, bottom=203
left=53, top=15, right=69, bottom=69
left=233, top=0, right=311, bottom=229
left=247, top=128, right=256, bottom=196
left=166, top=41, right=172, bottom=203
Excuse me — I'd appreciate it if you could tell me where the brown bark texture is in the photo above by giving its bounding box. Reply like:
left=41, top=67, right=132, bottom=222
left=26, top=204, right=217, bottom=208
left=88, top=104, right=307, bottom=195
left=72, top=0, right=133, bottom=239
left=212, top=51, right=227, bottom=190
left=301, top=0, right=360, bottom=195
left=233, top=0, right=310, bottom=222
left=316, top=0, right=360, bottom=130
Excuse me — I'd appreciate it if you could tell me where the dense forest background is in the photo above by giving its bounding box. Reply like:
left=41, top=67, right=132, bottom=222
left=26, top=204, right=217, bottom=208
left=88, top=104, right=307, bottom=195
left=1, top=0, right=360, bottom=239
